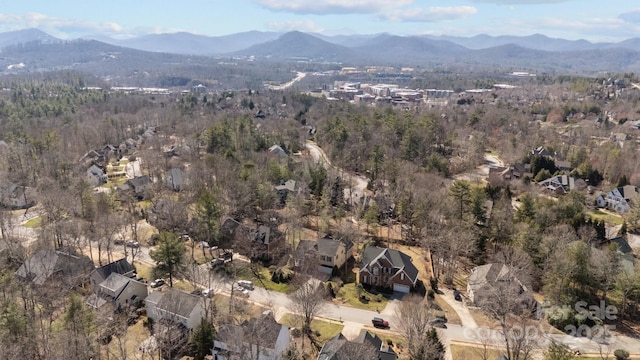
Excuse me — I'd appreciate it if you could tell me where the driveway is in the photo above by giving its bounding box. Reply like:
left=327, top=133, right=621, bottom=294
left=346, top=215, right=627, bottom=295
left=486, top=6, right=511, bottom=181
left=439, top=288, right=478, bottom=328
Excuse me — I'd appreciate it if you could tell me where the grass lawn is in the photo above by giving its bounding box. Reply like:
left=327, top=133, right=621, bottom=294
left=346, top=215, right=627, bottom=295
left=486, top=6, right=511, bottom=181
left=105, top=318, right=154, bottom=359
left=279, top=314, right=343, bottom=344
left=23, top=216, right=42, bottom=228
left=587, top=209, right=624, bottom=225
left=336, top=283, right=388, bottom=311
left=468, top=307, right=498, bottom=328
left=133, top=261, right=153, bottom=281
left=234, top=263, right=292, bottom=293
left=450, top=343, right=505, bottom=360
left=434, top=294, right=461, bottom=325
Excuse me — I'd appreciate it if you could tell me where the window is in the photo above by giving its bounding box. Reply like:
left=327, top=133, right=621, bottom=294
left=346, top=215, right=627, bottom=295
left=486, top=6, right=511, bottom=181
left=325, top=256, right=332, bottom=262
left=400, top=273, right=405, bottom=280
left=373, top=268, right=379, bottom=275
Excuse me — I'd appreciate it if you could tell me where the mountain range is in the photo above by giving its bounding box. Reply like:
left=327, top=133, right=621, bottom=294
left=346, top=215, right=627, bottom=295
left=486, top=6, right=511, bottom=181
left=1, top=28, right=640, bottom=74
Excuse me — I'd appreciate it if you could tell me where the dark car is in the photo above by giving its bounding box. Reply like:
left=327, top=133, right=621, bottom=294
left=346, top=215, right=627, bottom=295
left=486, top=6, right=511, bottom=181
left=453, top=290, right=462, bottom=301
left=210, top=258, right=225, bottom=268
left=372, top=317, right=389, bottom=328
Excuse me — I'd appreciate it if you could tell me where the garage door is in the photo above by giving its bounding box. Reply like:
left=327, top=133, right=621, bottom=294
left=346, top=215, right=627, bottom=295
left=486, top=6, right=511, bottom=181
left=393, top=284, right=410, bottom=293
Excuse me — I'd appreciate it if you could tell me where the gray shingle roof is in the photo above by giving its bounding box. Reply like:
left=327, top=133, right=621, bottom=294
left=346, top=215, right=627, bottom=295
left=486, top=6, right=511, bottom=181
left=361, top=246, right=419, bottom=284
left=156, top=288, right=202, bottom=319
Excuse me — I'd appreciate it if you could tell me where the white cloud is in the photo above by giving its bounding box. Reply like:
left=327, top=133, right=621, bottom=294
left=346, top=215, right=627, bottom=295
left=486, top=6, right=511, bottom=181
left=0, top=12, right=127, bottom=38
left=619, top=9, right=640, bottom=24
left=384, top=6, right=477, bottom=22
left=466, top=0, right=568, bottom=3
left=266, top=20, right=324, bottom=33
left=257, top=0, right=413, bottom=15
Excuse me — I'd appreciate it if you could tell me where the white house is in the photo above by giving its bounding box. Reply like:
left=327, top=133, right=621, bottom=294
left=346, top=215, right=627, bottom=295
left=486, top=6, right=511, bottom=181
left=145, top=288, right=206, bottom=330
left=596, top=185, right=638, bottom=213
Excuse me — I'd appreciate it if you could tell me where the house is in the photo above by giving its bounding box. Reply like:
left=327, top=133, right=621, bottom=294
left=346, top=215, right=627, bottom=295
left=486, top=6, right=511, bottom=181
left=467, top=263, right=535, bottom=308
left=556, top=160, right=573, bottom=172
left=166, top=168, right=185, bottom=191
left=0, top=182, right=36, bottom=209
left=220, top=218, right=282, bottom=260
left=510, top=163, right=533, bottom=180
left=359, top=247, right=419, bottom=293
left=537, top=175, right=586, bottom=195
left=596, top=185, right=638, bottom=213
left=145, top=288, right=206, bottom=330
left=212, top=311, right=290, bottom=360
left=124, top=175, right=153, bottom=199
left=268, top=144, right=288, bottom=159
left=86, top=272, right=148, bottom=309
left=89, top=258, right=136, bottom=289
left=275, top=179, right=297, bottom=205
left=318, top=331, right=397, bottom=360
left=86, top=164, right=107, bottom=187
left=295, top=237, right=354, bottom=275
left=16, top=249, right=94, bottom=286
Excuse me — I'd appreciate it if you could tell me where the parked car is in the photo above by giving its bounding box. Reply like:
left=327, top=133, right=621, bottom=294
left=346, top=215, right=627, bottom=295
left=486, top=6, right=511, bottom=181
left=150, top=278, right=165, bottom=288
left=197, top=241, right=210, bottom=248
left=453, top=289, right=462, bottom=301
left=202, top=289, right=214, bottom=298
left=210, top=258, right=225, bottom=268
left=372, top=317, right=389, bottom=328
left=126, top=240, right=140, bottom=248
left=236, top=280, right=254, bottom=290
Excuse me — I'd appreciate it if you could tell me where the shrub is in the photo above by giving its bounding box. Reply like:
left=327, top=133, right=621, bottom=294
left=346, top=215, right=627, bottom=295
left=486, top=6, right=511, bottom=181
left=427, top=289, right=435, bottom=300
left=614, top=349, right=630, bottom=360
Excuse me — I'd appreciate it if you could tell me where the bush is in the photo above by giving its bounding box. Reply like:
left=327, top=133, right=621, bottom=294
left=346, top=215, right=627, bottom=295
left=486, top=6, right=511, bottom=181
left=429, top=277, right=438, bottom=292
left=614, top=349, right=630, bottom=360
left=427, top=289, right=435, bottom=300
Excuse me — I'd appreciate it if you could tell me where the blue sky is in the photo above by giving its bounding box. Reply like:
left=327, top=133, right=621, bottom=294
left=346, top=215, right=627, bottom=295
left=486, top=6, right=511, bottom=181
left=0, top=0, right=638, bottom=42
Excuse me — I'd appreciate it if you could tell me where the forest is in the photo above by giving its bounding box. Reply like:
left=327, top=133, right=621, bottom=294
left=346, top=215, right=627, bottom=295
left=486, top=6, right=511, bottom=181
left=1, top=68, right=640, bottom=360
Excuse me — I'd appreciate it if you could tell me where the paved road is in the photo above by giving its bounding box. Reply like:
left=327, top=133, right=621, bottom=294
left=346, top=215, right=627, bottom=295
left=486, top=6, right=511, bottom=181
left=265, top=72, right=306, bottom=90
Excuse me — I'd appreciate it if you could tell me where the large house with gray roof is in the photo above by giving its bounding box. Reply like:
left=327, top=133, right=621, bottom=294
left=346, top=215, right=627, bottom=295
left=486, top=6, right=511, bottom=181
left=318, top=331, right=397, bottom=360
left=145, top=288, right=207, bottom=330
left=359, top=247, right=419, bottom=293
left=86, top=272, right=147, bottom=309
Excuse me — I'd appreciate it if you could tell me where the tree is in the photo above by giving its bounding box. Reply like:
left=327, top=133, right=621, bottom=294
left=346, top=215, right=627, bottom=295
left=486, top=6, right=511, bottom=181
left=194, top=189, right=221, bottom=257
left=288, top=280, right=328, bottom=350
left=150, top=231, right=186, bottom=287
left=544, top=341, right=575, bottom=360
left=190, top=319, right=216, bottom=360
left=449, top=180, right=471, bottom=220
left=394, top=294, right=444, bottom=360
left=60, top=294, right=96, bottom=360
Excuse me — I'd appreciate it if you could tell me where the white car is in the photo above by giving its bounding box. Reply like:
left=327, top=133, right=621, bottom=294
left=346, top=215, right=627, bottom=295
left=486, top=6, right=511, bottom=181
left=202, top=288, right=213, bottom=298
left=236, top=280, right=254, bottom=290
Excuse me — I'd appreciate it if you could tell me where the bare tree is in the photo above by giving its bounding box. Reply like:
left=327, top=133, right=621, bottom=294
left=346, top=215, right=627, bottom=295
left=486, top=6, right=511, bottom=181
left=394, top=294, right=443, bottom=360
left=288, top=279, right=328, bottom=351
left=478, top=248, right=540, bottom=360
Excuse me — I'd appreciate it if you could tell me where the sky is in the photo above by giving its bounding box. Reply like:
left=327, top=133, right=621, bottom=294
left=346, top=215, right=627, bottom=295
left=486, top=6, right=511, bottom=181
left=0, top=0, right=638, bottom=42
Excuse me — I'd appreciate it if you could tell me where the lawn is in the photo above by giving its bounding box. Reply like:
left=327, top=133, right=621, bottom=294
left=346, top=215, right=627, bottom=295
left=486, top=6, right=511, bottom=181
left=279, top=313, right=344, bottom=344
left=104, top=318, right=154, bottom=359
left=234, top=263, right=292, bottom=293
left=23, top=216, right=42, bottom=228
left=450, top=343, right=504, bottom=360
left=587, top=209, right=624, bottom=225
left=336, top=283, right=388, bottom=311
left=434, top=294, right=461, bottom=325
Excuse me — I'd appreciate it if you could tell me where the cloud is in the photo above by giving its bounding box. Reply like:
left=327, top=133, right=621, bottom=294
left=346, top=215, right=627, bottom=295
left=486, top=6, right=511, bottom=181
left=0, top=12, right=126, bottom=38
left=466, top=0, right=568, bottom=3
left=619, top=9, right=640, bottom=24
left=266, top=20, right=324, bottom=33
left=257, top=0, right=413, bottom=15
left=384, top=6, right=477, bottom=22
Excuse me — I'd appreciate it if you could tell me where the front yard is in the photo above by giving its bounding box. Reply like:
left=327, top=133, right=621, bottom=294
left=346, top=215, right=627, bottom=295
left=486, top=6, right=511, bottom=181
left=279, top=313, right=344, bottom=344
left=335, top=283, right=389, bottom=311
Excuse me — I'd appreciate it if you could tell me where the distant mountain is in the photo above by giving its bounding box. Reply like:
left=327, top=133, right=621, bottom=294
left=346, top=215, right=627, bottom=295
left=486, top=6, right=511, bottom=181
left=94, top=31, right=282, bottom=55
left=426, top=33, right=611, bottom=52
left=0, top=28, right=60, bottom=49
left=231, top=31, right=358, bottom=62
left=353, top=34, right=467, bottom=63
